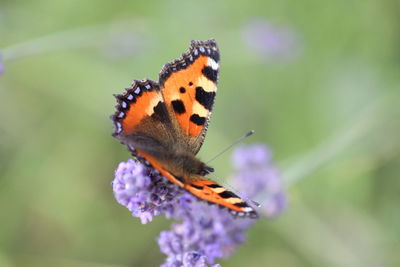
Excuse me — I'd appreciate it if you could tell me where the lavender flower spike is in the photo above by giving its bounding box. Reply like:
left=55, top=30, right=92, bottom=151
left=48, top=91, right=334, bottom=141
left=231, top=144, right=286, bottom=217
left=112, top=144, right=285, bottom=266
left=157, top=192, right=253, bottom=266
left=113, top=159, right=182, bottom=224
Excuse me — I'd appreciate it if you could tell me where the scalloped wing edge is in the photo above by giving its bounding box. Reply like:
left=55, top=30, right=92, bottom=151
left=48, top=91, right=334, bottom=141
left=111, top=79, right=160, bottom=136
left=159, top=39, right=220, bottom=87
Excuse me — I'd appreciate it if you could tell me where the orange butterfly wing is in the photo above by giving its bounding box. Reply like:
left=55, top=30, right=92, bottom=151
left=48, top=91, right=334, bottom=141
left=159, top=39, right=219, bottom=154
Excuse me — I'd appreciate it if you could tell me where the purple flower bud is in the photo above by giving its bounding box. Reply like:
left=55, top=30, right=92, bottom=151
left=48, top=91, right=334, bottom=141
left=242, top=18, right=301, bottom=61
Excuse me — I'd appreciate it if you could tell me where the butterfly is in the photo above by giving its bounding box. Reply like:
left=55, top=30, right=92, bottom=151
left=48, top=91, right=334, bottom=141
left=111, top=39, right=257, bottom=218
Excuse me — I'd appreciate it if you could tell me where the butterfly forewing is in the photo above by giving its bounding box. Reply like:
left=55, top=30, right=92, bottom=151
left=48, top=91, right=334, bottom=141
left=159, top=40, right=220, bottom=155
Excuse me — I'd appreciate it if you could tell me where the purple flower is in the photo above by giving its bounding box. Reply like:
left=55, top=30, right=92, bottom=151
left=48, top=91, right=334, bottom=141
left=157, top=193, right=253, bottom=266
left=112, top=144, right=285, bottom=266
left=112, top=159, right=182, bottom=224
left=242, top=18, right=301, bottom=61
left=231, top=144, right=286, bottom=217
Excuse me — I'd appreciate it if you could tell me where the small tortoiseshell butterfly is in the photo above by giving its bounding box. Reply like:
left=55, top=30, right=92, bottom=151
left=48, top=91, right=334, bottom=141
left=111, top=39, right=257, bottom=218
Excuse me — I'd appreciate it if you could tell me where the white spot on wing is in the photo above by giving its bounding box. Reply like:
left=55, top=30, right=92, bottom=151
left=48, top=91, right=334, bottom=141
left=116, top=122, right=122, bottom=133
left=192, top=101, right=208, bottom=118
left=243, top=207, right=253, bottom=212
left=145, top=93, right=163, bottom=115
left=207, top=58, right=219, bottom=70
left=196, top=76, right=217, bottom=92
left=169, top=90, right=181, bottom=103
left=211, top=187, right=225, bottom=194
left=227, top=198, right=244, bottom=204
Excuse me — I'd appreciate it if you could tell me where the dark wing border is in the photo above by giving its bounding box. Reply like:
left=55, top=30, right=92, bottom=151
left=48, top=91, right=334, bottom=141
left=159, top=39, right=220, bottom=87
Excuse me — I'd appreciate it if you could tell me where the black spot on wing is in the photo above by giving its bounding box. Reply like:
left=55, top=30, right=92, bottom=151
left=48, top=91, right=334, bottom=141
left=208, top=183, right=222, bottom=189
left=171, top=100, right=186, bottom=114
left=174, top=175, right=185, bottom=183
left=202, top=66, right=218, bottom=83
left=234, top=202, right=250, bottom=208
left=179, top=87, right=186, bottom=93
left=151, top=101, right=170, bottom=123
left=190, top=114, right=206, bottom=126
left=219, top=190, right=237, bottom=199
left=195, top=86, right=215, bottom=110
left=190, top=184, right=203, bottom=190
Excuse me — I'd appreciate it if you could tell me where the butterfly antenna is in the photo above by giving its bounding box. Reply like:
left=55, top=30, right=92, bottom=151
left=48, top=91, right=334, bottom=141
left=205, top=130, right=260, bottom=208
left=206, top=130, right=254, bottom=164
left=208, top=173, right=261, bottom=208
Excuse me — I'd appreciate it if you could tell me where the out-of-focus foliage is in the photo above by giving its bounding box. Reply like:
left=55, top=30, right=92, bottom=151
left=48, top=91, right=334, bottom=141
left=0, top=0, right=399, bottom=266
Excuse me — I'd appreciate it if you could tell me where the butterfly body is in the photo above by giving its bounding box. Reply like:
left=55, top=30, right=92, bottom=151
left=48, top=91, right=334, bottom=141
left=112, top=39, right=257, bottom=218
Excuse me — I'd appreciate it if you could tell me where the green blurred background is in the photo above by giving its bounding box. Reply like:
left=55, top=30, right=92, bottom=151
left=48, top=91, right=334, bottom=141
left=1, top=0, right=399, bottom=266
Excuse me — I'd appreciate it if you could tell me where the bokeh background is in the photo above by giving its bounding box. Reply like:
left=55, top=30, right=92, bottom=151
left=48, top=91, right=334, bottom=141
left=1, top=0, right=399, bottom=266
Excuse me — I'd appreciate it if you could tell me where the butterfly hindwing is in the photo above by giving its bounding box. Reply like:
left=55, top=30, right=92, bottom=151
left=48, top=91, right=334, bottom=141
left=159, top=39, right=220, bottom=155
left=132, top=150, right=258, bottom=218
left=185, top=179, right=258, bottom=218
